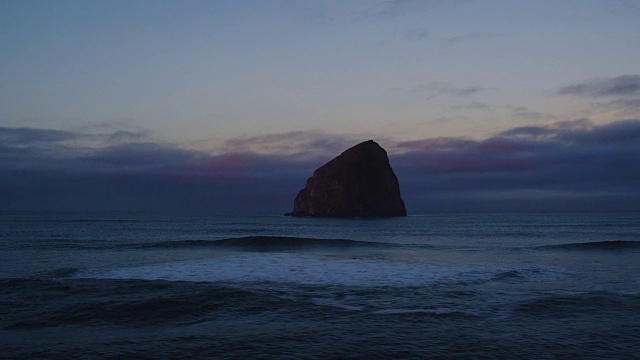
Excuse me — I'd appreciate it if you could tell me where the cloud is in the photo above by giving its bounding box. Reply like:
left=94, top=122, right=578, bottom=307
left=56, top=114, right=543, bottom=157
left=590, top=97, right=640, bottom=119
left=2, top=120, right=639, bottom=212
left=280, top=0, right=334, bottom=25
left=508, top=106, right=554, bottom=121
left=452, top=102, right=490, bottom=111
left=0, top=127, right=78, bottom=145
left=108, top=130, right=148, bottom=143
left=598, top=98, right=640, bottom=109
left=404, top=27, right=430, bottom=41
left=361, top=0, right=471, bottom=20
left=410, top=82, right=482, bottom=99
left=497, top=126, right=556, bottom=139
left=0, top=127, right=349, bottom=212
left=556, top=75, right=640, bottom=120
left=389, top=119, right=640, bottom=211
left=445, top=32, right=501, bottom=46
left=0, top=126, right=155, bottom=170
left=218, top=131, right=363, bottom=160
left=557, top=75, right=640, bottom=97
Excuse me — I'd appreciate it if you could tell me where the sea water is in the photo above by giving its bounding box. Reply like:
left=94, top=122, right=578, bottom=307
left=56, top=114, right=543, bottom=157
left=1, top=212, right=639, bottom=359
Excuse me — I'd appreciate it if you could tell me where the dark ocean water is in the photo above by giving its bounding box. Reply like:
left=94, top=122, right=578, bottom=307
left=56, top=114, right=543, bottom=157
left=1, top=212, right=639, bottom=359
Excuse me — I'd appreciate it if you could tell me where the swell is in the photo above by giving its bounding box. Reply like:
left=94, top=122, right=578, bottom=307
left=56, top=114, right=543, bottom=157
left=1, top=277, right=273, bottom=329
left=135, top=236, right=391, bottom=250
left=514, top=291, right=640, bottom=316
left=542, top=240, right=640, bottom=250
left=45, top=219, right=146, bottom=223
left=13, top=236, right=395, bottom=251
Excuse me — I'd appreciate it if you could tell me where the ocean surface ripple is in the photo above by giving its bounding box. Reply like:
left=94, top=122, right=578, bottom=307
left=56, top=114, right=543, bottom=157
left=1, top=212, right=639, bottom=359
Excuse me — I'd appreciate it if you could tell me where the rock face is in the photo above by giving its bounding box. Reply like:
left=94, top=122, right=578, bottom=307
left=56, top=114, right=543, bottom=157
left=287, top=140, right=407, bottom=217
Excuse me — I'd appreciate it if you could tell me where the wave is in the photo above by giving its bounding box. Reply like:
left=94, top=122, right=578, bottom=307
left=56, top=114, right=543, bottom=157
left=45, top=268, right=82, bottom=278
left=309, top=296, right=481, bottom=318
left=1, top=277, right=267, bottom=329
left=72, top=254, right=569, bottom=288
left=372, top=308, right=480, bottom=318
left=542, top=240, right=640, bottom=250
left=514, top=291, right=640, bottom=316
left=136, top=236, right=389, bottom=250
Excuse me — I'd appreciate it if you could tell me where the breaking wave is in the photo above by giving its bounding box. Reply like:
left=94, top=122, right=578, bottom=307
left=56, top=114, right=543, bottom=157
left=72, top=254, right=569, bottom=288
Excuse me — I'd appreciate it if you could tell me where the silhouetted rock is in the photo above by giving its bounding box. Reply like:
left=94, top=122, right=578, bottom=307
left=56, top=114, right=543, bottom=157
left=286, top=140, right=407, bottom=217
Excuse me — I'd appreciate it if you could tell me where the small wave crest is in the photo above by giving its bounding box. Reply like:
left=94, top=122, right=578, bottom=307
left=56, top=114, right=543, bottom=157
left=543, top=240, right=640, bottom=250
left=309, top=295, right=481, bottom=317
left=0, top=268, right=84, bottom=294
left=372, top=308, right=479, bottom=318
left=45, top=268, right=81, bottom=278
left=490, top=270, right=523, bottom=281
left=311, top=298, right=366, bottom=311
left=514, top=291, right=640, bottom=316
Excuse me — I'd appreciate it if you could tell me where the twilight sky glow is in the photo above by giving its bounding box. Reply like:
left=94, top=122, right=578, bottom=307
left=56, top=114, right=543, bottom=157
left=1, top=0, right=639, bottom=213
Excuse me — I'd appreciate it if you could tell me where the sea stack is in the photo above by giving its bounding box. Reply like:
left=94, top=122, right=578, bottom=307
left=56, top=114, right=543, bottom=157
left=286, top=140, right=407, bottom=218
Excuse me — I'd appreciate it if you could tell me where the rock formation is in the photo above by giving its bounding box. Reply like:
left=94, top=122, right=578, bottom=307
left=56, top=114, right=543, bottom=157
left=286, top=140, right=407, bottom=217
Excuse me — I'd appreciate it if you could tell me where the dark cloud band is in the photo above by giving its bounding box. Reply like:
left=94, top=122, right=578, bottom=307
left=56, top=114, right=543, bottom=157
left=557, top=75, right=640, bottom=97
left=1, top=119, right=639, bottom=212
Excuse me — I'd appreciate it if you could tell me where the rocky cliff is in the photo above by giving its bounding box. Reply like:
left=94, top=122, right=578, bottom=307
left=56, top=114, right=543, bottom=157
left=286, top=140, right=407, bottom=217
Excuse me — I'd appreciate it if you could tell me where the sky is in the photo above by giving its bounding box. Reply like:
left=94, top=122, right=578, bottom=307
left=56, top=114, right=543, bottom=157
left=1, top=0, right=639, bottom=213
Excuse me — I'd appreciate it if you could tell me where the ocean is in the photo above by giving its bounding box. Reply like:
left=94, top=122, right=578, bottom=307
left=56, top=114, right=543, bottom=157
left=1, top=211, right=639, bottom=359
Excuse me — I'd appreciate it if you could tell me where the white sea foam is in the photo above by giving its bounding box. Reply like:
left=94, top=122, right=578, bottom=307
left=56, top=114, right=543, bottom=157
left=74, top=253, right=570, bottom=287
